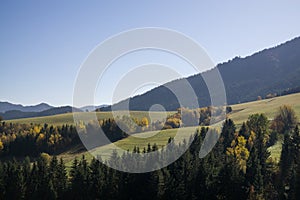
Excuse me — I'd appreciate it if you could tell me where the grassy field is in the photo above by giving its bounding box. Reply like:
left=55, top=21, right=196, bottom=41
left=60, top=93, right=300, bottom=167
left=7, top=93, right=300, bottom=127
left=7, top=92, right=300, bottom=167
left=62, top=125, right=284, bottom=169
left=7, top=111, right=175, bottom=126
left=228, top=92, right=300, bottom=125
left=60, top=126, right=203, bottom=169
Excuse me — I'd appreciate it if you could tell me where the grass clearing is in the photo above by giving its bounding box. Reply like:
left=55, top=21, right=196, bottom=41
left=228, top=92, right=300, bottom=125
left=268, top=139, right=283, bottom=164
left=61, top=126, right=206, bottom=169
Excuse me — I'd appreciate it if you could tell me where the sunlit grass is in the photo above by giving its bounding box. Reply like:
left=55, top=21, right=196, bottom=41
left=7, top=111, right=176, bottom=126
left=8, top=93, right=300, bottom=168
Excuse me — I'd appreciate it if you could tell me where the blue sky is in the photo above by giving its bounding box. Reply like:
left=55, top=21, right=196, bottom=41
left=1, top=1, right=300, bottom=106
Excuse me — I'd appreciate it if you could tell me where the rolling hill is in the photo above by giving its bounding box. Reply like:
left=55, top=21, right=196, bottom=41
left=102, top=36, right=300, bottom=111
left=3, top=92, right=300, bottom=167
left=58, top=92, right=300, bottom=166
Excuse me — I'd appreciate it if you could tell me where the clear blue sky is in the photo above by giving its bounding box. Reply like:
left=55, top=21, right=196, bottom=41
left=1, top=1, right=300, bottom=106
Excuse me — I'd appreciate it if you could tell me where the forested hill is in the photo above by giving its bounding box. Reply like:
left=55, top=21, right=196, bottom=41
left=102, top=36, right=300, bottom=111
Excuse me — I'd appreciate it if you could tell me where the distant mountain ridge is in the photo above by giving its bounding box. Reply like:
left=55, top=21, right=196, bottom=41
left=102, top=36, right=300, bottom=111
left=80, top=105, right=109, bottom=112
left=0, top=101, right=110, bottom=120
left=0, top=106, right=83, bottom=120
left=0, top=102, right=53, bottom=113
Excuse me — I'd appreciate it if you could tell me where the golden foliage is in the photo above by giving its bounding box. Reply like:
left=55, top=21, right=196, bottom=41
left=227, top=136, right=250, bottom=174
left=247, top=131, right=256, bottom=149
left=40, top=152, right=51, bottom=163
left=141, top=117, right=149, bottom=127
left=0, top=140, right=3, bottom=151
left=33, top=125, right=41, bottom=134
left=48, top=133, right=62, bottom=146
left=36, top=133, right=45, bottom=144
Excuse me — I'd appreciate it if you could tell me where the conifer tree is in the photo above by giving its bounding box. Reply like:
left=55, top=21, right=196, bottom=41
left=89, top=157, right=104, bottom=199
left=3, top=160, right=25, bottom=199
left=221, top=118, right=236, bottom=151
left=22, top=157, right=31, bottom=198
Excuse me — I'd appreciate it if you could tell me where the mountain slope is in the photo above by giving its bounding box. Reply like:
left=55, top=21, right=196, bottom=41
left=102, top=36, right=300, bottom=111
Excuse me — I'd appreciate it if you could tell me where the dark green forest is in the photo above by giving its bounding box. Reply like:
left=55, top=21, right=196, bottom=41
left=0, top=110, right=300, bottom=200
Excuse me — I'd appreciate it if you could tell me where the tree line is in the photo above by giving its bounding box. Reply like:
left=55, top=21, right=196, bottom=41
left=0, top=118, right=128, bottom=158
left=0, top=107, right=223, bottom=158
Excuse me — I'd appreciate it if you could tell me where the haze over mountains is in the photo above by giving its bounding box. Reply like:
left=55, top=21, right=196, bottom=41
left=102, top=36, right=300, bottom=111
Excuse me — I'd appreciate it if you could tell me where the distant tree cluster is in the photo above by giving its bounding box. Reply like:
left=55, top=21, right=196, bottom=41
left=0, top=122, right=80, bottom=157
left=163, top=106, right=227, bottom=129
left=0, top=119, right=128, bottom=157
left=280, top=86, right=300, bottom=96
left=266, top=93, right=277, bottom=99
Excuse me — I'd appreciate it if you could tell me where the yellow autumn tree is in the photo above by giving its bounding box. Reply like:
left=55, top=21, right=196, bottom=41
left=141, top=117, right=149, bottom=127
left=0, top=140, right=4, bottom=151
left=33, top=125, right=41, bottom=134
left=48, top=133, right=62, bottom=146
left=247, top=131, right=256, bottom=149
left=36, top=133, right=46, bottom=146
left=227, top=136, right=250, bottom=173
left=0, top=135, right=7, bottom=143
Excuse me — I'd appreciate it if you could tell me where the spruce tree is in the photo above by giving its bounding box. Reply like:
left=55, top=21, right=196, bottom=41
left=89, top=158, right=104, bottom=199
left=22, top=157, right=31, bottom=198
left=57, top=158, right=67, bottom=199
left=221, top=118, right=236, bottom=151
left=3, top=160, right=25, bottom=199
left=36, top=155, right=55, bottom=199
left=239, top=122, right=250, bottom=139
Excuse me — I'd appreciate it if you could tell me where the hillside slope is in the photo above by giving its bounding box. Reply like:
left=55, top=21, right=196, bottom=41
left=59, top=93, right=300, bottom=165
left=103, top=36, right=300, bottom=111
